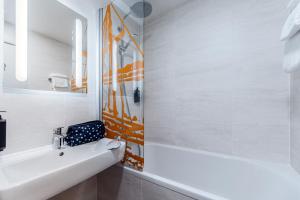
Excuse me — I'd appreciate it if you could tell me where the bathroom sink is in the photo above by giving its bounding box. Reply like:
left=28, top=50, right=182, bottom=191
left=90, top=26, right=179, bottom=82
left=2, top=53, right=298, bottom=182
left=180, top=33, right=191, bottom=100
left=0, top=138, right=125, bottom=200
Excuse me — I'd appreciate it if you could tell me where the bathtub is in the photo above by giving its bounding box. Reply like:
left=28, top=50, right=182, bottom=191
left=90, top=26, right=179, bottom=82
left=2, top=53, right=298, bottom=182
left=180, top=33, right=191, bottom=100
left=124, top=143, right=300, bottom=200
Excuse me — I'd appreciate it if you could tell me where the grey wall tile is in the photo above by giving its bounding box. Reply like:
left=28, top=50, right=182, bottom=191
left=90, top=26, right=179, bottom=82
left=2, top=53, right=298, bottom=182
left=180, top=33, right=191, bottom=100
left=144, top=0, right=290, bottom=163
left=49, top=176, right=97, bottom=200
left=97, top=166, right=198, bottom=200
left=141, top=180, right=195, bottom=200
left=97, top=166, right=142, bottom=200
left=232, top=124, right=289, bottom=162
left=291, top=71, right=300, bottom=173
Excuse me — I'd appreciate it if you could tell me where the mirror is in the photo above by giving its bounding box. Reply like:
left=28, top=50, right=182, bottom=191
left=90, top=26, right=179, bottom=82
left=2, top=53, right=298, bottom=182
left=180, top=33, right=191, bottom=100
left=3, top=0, right=88, bottom=93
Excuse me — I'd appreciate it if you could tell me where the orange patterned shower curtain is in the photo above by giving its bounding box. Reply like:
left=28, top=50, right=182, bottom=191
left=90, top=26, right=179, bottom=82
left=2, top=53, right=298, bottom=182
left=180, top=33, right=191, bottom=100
left=102, top=2, right=144, bottom=171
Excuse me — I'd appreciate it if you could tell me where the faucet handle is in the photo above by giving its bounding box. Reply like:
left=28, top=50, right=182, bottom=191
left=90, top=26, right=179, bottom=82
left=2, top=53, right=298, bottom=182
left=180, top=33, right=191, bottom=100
left=0, top=111, right=6, bottom=120
left=53, top=127, right=64, bottom=135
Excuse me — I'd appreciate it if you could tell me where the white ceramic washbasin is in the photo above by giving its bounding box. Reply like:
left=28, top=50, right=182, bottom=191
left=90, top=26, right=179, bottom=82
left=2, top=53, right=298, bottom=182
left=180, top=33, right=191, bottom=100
left=0, top=138, right=126, bottom=200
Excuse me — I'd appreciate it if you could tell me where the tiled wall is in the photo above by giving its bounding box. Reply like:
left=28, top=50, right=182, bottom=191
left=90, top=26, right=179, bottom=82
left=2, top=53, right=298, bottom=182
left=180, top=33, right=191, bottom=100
left=144, top=0, right=290, bottom=163
left=97, top=166, right=196, bottom=200
left=291, top=72, right=300, bottom=173
left=49, top=176, right=98, bottom=200
left=0, top=0, right=99, bottom=155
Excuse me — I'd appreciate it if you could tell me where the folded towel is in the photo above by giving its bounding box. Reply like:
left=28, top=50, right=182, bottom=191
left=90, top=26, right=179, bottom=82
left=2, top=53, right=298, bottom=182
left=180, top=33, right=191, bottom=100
left=65, top=120, right=105, bottom=147
left=287, top=0, right=300, bottom=13
left=283, top=32, right=300, bottom=73
left=281, top=2, right=300, bottom=41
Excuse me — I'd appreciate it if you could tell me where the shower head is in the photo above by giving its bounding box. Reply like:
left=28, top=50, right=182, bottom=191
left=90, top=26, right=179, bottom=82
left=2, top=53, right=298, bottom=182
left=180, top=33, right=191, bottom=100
left=122, top=1, right=152, bottom=20
left=130, top=1, right=152, bottom=18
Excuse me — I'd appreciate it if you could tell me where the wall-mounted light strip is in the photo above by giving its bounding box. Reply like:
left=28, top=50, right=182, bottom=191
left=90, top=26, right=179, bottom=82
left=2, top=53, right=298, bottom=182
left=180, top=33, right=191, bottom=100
left=16, top=0, right=28, bottom=82
left=75, top=19, right=83, bottom=88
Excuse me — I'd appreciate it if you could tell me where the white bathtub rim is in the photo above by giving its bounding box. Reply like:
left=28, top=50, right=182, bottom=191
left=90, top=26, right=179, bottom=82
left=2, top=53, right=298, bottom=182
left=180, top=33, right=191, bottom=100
left=121, top=142, right=300, bottom=200
left=144, top=142, right=300, bottom=185
left=145, top=142, right=286, bottom=168
left=123, top=165, right=227, bottom=200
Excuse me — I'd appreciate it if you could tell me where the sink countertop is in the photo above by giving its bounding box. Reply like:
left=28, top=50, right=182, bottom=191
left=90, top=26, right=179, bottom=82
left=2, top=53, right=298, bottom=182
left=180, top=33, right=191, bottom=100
left=0, top=138, right=126, bottom=200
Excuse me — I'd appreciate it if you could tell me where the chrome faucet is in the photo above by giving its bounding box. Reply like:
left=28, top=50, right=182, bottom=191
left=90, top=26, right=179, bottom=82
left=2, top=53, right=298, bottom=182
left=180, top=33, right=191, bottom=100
left=52, top=127, right=65, bottom=149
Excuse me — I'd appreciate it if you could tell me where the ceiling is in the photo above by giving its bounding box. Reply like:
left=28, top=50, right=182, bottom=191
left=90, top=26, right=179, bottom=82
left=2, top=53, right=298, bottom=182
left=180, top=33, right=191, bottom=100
left=4, top=0, right=87, bottom=45
left=88, top=0, right=104, bottom=9
left=143, top=0, right=190, bottom=23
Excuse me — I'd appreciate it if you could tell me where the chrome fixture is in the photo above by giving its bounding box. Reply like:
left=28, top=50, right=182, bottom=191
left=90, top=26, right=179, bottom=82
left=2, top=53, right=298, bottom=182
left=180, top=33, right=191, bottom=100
left=52, top=127, right=65, bottom=150
left=117, top=1, right=152, bottom=36
left=123, top=1, right=153, bottom=20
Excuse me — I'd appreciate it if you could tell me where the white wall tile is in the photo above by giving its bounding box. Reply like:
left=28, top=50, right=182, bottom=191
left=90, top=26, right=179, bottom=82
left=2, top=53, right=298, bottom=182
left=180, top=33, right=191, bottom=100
left=232, top=92, right=289, bottom=126
left=175, top=122, right=233, bottom=154
left=291, top=71, right=300, bottom=173
left=0, top=0, right=99, bottom=155
left=232, top=124, right=289, bottom=162
left=144, top=0, right=290, bottom=163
